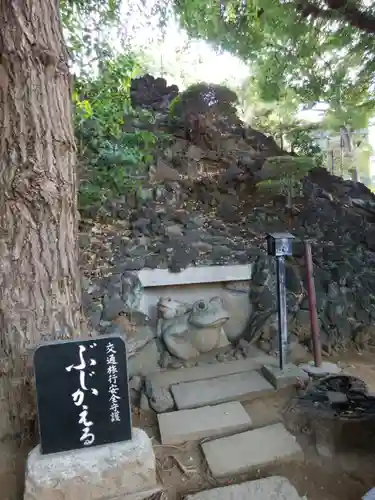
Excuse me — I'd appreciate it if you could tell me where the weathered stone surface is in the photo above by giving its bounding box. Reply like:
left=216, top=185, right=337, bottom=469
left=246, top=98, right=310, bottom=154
left=158, top=402, right=252, bottom=444
left=261, top=363, right=308, bottom=389
left=146, top=352, right=276, bottom=389
left=158, top=296, right=231, bottom=360
left=202, top=423, right=302, bottom=478
left=23, top=428, right=158, bottom=500
left=185, top=476, right=302, bottom=500
left=300, top=360, right=341, bottom=377
left=128, top=339, right=160, bottom=377
left=171, top=371, right=274, bottom=410
left=145, top=378, right=175, bottom=413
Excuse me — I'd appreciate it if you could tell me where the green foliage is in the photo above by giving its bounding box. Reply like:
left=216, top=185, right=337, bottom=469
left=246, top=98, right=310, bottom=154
left=166, top=0, right=375, bottom=128
left=169, top=82, right=238, bottom=120
left=285, top=125, right=323, bottom=161
left=257, top=156, right=316, bottom=208
left=74, top=54, right=166, bottom=211
left=60, top=0, right=123, bottom=80
left=237, top=78, right=323, bottom=161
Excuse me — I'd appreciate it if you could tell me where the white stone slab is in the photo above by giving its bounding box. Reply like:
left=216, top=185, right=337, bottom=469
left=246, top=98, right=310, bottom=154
left=146, top=352, right=277, bottom=389
left=202, top=423, right=303, bottom=478
left=158, top=402, right=252, bottom=444
left=171, top=371, right=274, bottom=410
left=185, top=476, right=303, bottom=500
left=138, top=265, right=252, bottom=287
left=23, top=428, right=158, bottom=500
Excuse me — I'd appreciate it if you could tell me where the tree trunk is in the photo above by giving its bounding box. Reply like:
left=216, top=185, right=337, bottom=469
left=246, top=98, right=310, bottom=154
left=0, top=0, right=82, bottom=438
left=0, top=0, right=82, bottom=437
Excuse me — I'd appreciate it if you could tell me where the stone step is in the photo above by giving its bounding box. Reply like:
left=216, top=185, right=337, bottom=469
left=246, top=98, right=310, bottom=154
left=171, top=371, right=274, bottom=410
left=158, top=402, right=252, bottom=445
left=185, top=476, right=303, bottom=500
left=146, top=350, right=277, bottom=389
left=110, top=486, right=163, bottom=500
left=202, top=423, right=302, bottom=479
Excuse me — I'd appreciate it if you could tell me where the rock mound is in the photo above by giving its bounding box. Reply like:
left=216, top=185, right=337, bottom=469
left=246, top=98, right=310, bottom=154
left=80, top=74, right=375, bottom=357
left=130, top=73, right=178, bottom=110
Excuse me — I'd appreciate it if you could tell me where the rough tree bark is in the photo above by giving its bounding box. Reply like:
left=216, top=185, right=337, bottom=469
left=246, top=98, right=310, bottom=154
left=0, top=1, right=81, bottom=358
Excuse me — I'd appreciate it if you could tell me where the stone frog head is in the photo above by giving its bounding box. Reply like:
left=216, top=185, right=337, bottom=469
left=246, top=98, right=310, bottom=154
left=157, top=297, right=190, bottom=319
left=189, top=296, right=230, bottom=328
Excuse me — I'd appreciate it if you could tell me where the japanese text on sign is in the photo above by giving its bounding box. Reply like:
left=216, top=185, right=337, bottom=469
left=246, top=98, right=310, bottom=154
left=106, top=342, right=121, bottom=423
left=65, top=343, right=98, bottom=446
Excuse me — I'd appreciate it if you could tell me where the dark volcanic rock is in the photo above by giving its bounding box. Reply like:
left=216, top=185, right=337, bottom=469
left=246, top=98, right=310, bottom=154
left=79, top=73, right=375, bottom=354
left=130, top=74, right=179, bottom=111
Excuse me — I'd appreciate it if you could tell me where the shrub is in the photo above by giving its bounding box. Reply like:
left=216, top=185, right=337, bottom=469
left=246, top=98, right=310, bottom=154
left=169, top=82, right=239, bottom=121
left=73, top=54, right=170, bottom=211
left=256, top=156, right=316, bottom=208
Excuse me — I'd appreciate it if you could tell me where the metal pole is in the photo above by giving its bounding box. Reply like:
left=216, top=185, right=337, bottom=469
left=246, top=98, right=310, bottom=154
left=304, top=241, right=322, bottom=367
left=276, top=256, right=288, bottom=370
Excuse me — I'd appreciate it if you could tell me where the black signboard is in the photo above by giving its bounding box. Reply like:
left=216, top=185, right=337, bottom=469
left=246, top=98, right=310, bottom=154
left=34, top=335, right=132, bottom=455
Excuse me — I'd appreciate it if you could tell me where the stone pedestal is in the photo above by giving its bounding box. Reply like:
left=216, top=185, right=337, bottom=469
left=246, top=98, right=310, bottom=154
left=261, top=363, right=308, bottom=389
left=24, top=428, right=161, bottom=500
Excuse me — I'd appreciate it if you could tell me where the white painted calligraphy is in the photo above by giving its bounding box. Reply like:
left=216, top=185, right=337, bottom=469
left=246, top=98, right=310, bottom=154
left=72, top=389, right=85, bottom=406
left=106, top=342, right=121, bottom=423
left=65, top=343, right=98, bottom=447
left=80, top=426, right=95, bottom=446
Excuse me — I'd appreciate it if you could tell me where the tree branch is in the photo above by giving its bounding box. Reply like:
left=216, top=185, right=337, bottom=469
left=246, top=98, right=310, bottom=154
left=297, top=0, right=375, bottom=35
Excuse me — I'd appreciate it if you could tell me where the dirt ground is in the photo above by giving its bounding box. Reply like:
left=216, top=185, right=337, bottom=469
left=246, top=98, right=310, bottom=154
left=3, top=350, right=375, bottom=500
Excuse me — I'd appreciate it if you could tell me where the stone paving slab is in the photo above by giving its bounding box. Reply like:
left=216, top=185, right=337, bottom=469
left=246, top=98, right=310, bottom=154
left=146, top=350, right=277, bottom=389
left=202, top=423, right=302, bottom=478
left=158, top=402, right=252, bottom=445
left=171, top=371, right=274, bottom=410
left=185, top=476, right=303, bottom=500
left=261, top=363, right=308, bottom=389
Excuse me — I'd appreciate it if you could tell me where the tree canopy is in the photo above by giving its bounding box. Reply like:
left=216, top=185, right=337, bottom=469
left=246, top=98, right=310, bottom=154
left=167, top=0, right=375, bottom=124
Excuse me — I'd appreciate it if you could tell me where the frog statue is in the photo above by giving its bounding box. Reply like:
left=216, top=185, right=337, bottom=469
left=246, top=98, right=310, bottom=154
left=156, top=296, right=231, bottom=360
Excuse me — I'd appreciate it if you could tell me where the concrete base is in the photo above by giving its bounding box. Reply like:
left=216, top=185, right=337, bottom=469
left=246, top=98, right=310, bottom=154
left=185, top=476, right=303, bottom=500
left=300, top=361, right=341, bottom=377
left=261, top=363, right=308, bottom=389
left=23, top=428, right=160, bottom=500
left=158, top=402, right=252, bottom=445
left=202, top=423, right=302, bottom=479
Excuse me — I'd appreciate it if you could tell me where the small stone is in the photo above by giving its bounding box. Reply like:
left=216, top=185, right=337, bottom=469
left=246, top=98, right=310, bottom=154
left=128, top=340, right=161, bottom=377
left=131, top=218, right=149, bottom=233
left=140, top=392, right=151, bottom=412
left=192, top=241, right=213, bottom=253
left=146, top=380, right=175, bottom=413
left=150, top=158, right=181, bottom=182
left=186, top=144, right=204, bottom=161
left=122, top=257, right=146, bottom=271
left=102, top=294, right=126, bottom=321
left=165, top=224, right=184, bottom=237
left=129, top=375, right=143, bottom=392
